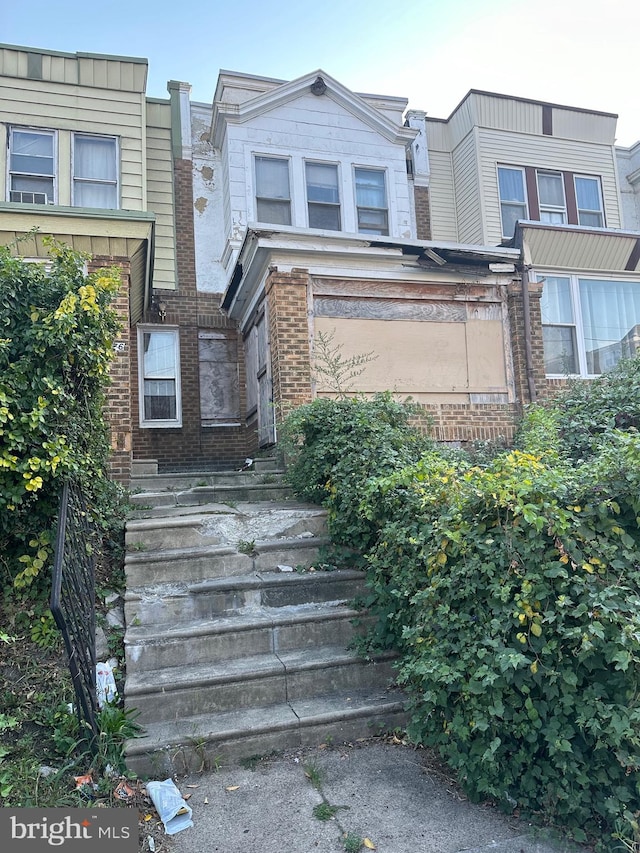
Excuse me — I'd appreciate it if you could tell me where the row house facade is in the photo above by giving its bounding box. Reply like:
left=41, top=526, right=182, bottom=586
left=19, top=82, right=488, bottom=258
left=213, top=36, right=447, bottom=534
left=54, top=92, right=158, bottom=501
left=1, top=43, right=639, bottom=481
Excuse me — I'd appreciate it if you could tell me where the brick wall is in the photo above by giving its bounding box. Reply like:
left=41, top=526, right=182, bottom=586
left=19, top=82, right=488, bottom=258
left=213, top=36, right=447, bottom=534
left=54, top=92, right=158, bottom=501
left=507, top=277, right=546, bottom=405
left=413, top=185, right=432, bottom=240
left=89, top=257, right=132, bottom=484
left=412, top=402, right=519, bottom=444
left=129, top=158, right=254, bottom=473
left=265, top=268, right=313, bottom=423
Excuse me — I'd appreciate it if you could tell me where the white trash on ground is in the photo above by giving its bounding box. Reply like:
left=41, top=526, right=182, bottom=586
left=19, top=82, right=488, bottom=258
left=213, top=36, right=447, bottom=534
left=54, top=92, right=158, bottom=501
left=96, top=660, right=118, bottom=708
left=146, top=779, right=194, bottom=835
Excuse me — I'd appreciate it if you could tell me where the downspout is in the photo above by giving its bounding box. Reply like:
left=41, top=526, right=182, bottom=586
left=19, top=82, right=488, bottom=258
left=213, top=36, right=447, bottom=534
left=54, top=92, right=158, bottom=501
left=521, top=265, right=537, bottom=403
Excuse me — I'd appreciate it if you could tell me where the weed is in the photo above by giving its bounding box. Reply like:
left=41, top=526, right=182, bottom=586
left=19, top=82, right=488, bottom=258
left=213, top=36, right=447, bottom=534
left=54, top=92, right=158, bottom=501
left=129, top=542, right=147, bottom=552
left=303, top=761, right=323, bottom=789
left=239, top=754, right=263, bottom=771
left=93, top=703, right=142, bottom=775
left=343, top=834, right=364, bottom=852
left=237, top=539, right=257, bottom=556
left=312, top=802, right=349, bottom=821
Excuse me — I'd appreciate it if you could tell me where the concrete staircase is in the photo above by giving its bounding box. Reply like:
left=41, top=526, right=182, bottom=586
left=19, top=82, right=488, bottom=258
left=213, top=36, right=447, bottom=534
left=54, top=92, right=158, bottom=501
left=123, top=461, right=405, bottom=775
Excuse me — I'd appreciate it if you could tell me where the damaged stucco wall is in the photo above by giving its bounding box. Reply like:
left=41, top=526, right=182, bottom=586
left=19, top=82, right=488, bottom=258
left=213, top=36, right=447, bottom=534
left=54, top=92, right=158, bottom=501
left=192, top=102, right=228, bottom=293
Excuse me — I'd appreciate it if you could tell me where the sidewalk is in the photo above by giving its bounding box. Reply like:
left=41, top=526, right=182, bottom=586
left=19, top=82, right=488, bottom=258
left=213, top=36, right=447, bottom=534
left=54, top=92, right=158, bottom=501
left=163, top=739, right=587, bottom=853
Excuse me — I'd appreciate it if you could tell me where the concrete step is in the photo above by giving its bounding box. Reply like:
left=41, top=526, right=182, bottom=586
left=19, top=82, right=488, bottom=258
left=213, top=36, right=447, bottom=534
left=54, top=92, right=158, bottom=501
left=130, top=468, right=285, bottom=492
left=125, top=646, right=397, bottom=724
left=124, top=536, right=330, bottom=586
left=124, top=603, right=367, bottom=674
left=124, top=688, right=407, bottom=776
left=125, top=568, right=365, bottom=627
left=125, top=505, right=327, bottom=551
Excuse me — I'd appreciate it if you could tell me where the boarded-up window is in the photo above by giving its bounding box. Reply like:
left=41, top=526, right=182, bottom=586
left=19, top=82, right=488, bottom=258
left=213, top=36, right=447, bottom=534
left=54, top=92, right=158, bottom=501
left=198, top=332, right=240, bottom=425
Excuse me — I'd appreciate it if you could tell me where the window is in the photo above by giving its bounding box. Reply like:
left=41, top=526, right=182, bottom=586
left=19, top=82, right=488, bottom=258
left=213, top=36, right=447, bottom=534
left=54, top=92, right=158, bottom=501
left=138, top=328, right=181, bottom=427
left=540, top=274, right=640, bottom=376
left=498, top=166, right=527, bottom=238
left=306, top=162, right=340, bottom=230
left=537, top=171, right=566, bottom=224
left=198, top=332, right=240, bottom=425
left=73, top=134, right=118, bottom=208
left=255, top=156, right=291, bottom=225
left=355, top=168, right=388, bottom=235
left=574, top=175, right=604, bottom=227
left=8, top=128, right=55, bottom=203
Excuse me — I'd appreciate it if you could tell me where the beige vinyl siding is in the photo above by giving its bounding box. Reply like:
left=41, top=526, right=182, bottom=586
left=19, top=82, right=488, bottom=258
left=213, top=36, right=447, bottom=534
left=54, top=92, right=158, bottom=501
left=551, top=108, right=617, bottom=144
left=452, top=130, right=484, bottom=244
left=146, top=104, right=177, bottom=289
left=0, top=46, right=147, bottom=92
left=428, top=150, right=458, bottom=241
left=472, top=93, right=542, bottom=136
left=478, top=128, right=621, bottom=245
left=0, top=76, right=146, bottom=210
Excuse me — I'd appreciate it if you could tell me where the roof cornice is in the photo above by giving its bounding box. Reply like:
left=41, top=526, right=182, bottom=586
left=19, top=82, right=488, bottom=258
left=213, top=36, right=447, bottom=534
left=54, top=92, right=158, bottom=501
left=211, top=69, right=416, bottom=148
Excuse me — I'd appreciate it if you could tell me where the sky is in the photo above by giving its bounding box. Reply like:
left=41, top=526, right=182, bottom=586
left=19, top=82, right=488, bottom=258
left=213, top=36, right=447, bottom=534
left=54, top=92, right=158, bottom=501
left=3, top=0, right=640, bottom=146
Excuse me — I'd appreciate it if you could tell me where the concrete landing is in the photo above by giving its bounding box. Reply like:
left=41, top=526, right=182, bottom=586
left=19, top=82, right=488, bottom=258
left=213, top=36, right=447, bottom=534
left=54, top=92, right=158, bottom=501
left=164, top=741, right=587, bottom=853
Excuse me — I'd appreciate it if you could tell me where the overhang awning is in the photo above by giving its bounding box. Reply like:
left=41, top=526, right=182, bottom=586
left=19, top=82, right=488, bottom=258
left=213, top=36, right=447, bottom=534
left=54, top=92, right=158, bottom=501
left=515, top=221, right=640, bottom=273
left=0, top=202, right=156, bottom=325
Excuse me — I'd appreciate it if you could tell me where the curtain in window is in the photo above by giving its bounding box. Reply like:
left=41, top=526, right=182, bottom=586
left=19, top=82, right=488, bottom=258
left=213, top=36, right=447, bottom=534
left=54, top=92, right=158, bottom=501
left=255, top=157, right=289, bottom=200
left=580, top=279, right=640, bottom=373
left=74, top=136, right=117, bottom=208
left=540, top=277, right=573, bottom=324
left=355, top=169, right=385, bottom=208
left=498, top=167, right=525, bottom=202
left=538, top=173, right=564, bottom=207
left=575, top=178, right=600, bottom=212
left=306, top=163, right=339, bottom=203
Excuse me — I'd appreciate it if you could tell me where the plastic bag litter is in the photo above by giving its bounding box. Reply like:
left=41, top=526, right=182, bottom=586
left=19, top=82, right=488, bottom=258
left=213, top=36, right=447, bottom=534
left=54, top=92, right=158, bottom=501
left=146, top=779, right=194, bottom=835
left=96, top=661, right=118, bottom=708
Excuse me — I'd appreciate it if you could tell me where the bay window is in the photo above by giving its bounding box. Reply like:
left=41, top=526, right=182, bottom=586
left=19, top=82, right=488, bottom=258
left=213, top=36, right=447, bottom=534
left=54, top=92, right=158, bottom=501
left=540, top=274, right=640, bottom=376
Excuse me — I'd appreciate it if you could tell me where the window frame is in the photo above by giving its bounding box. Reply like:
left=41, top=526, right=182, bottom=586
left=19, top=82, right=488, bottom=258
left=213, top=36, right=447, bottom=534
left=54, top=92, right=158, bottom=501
left=254, top=154, right=292, bottom=226
left=354, top=166, right=389, bottom=236
left=305, top=160, right=341, bottom=231
left=536, top=170, right=567, bottom=224
left=497, top=165, right=528, bottom=239
left=537, top=272, right=640, bottom=377
left=72, top=133, right=119, bottom=209
left=7, top=126, right=57, bottom=204
left=573, top=174, right=605, bottom=228
left=137, top=326, right=182, bottom=429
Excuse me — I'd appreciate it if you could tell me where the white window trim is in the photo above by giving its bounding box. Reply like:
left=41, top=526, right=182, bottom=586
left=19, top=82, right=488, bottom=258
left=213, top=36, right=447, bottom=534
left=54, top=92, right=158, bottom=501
left=573, top=174, right=605, bottom=227
left=353, top=165, right=390, bottom=236
left=536, top=170, right=567, bottom=223
left=537, top=271, right=640, bottom=378
left=304, top=159, right=342, bottom=231
left=71, top=132, right=120, bottom=209
left=497, top=165, right=528, bottom=239
left=7, top=126, right=57, bottom=205
left=253, top=154, right=292, bottom=226
left=137, top=325, right=182, bottom=429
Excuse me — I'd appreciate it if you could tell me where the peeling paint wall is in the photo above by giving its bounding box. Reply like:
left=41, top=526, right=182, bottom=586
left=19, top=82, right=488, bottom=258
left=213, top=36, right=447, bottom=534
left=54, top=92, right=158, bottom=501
left=192, top=103, right=228, bottom=293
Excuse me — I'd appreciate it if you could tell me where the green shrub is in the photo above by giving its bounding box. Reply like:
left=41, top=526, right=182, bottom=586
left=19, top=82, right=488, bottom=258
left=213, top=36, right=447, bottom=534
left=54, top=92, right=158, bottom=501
left=0, top=241, right=124, bottom=596
left=280, top=393, right=432, bottom=552
left=361, top=436, right=640, bottom=846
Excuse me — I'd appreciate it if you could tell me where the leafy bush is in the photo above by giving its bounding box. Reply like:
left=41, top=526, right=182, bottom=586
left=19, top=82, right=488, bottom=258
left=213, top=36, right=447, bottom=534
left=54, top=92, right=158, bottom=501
left=0, top=240, right=124, bottom=595
left=530, top=356, right=640, bottom=463
left=280, top=393, right=432, bottom=552
left=361, top=435, right=640, bottom=846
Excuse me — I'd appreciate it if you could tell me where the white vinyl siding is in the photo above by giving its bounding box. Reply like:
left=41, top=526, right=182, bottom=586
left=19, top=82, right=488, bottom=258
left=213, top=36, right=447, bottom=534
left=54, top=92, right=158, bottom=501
left=426, top=149, right=458, bottom=241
